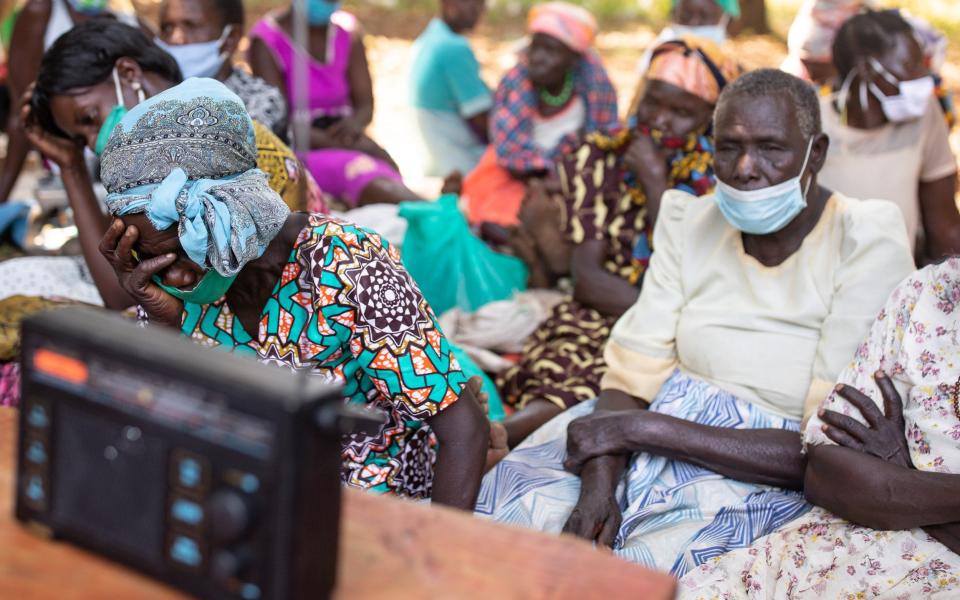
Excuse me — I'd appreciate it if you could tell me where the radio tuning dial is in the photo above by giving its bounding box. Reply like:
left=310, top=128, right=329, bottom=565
left=206, top=489, right=255, bottom=544
left=210, top=545, right=255, bottom=584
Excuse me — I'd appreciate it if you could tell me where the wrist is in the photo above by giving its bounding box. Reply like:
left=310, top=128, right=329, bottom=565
left=580, top=454, right=626, bottom=495
left=60, top=161, right=90, bottom=180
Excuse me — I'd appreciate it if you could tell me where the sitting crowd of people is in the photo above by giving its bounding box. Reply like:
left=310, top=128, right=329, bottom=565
left=0, top=0, right=959, bottom=596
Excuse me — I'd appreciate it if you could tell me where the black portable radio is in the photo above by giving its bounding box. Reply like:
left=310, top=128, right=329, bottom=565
left=15, top=307, right=353, bottom=600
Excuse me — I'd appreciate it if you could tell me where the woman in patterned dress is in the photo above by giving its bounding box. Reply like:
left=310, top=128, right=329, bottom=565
left=679, top=258, right=960, bottom=598
left=497, top=38, right=739, bottom=448
left=93, top=78, right=489, bottom=506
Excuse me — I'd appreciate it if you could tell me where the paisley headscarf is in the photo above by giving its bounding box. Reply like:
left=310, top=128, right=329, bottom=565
left=100, top=78, right=289, bottom=277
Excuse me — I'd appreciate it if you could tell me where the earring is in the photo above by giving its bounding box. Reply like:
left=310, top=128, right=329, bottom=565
left=131, top=80, right=146, bottom=103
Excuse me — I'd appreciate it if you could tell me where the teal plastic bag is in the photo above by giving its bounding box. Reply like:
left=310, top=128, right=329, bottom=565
left=400, top=194, right=527, bottom=316
left=400, top=194, right=524, bottom=422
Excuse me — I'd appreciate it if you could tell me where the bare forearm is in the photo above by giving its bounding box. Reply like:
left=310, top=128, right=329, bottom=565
left=61, top=166, right=132, bottom=309
left=573, top=269, right=639, bottom=317
left=579, top=453, right=629, bottom=497
left=627, top=412, right=805, bottom=489
left=924, top=524, right=960, bottom=555
left=429, top=398, right=488, bottom=510
left=806, top=445, right=960, bottom=530
left=0, top=123, right=29, bottom=203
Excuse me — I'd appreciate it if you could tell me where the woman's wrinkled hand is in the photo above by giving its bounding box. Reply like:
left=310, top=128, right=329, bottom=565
left=20, top=83, right=85, bottom=171
left=820, top=371, right=914, bottom=470
left=562, top=489, right=622, bottom=548
left=563, top=410, right=630, bottom=474
left=98, top=219, right=184, bottom=327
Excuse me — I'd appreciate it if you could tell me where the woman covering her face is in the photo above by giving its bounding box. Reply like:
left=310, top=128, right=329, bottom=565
left=22, top=21, right=325, bottom=311
left=94, top=77, right=489, bottom=507
left=818, top=10, right=960, bottom=265
left=478, top=69, right=915, bottom=575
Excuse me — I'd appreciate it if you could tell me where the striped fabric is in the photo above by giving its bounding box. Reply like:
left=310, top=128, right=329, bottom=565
left=477, top=370, right=810, bottom=576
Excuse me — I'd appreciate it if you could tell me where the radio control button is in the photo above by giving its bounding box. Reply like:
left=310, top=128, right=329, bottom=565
left=210, top=545, right=254, bottom=583
left=207, top=490, right=254, bottom=544
left=26, top=441, right=47, bottom=465
left=169, top=535, right=203, bottom=568
left=171, top=498, right=204, bottom=527
left=27, top=405, right=49, bottom=428
left=25, top=475, right=46, bottom=503
left=178, top=458, right=202, bottom=488
left=240, top=583, right=261, bottom=600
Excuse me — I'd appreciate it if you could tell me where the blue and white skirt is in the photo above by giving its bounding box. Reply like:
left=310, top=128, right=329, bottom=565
left=476, top=370, right=811, bottom=577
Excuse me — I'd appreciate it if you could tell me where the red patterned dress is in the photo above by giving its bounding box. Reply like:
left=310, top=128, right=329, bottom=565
left=179, top=214, right=467, bottom=498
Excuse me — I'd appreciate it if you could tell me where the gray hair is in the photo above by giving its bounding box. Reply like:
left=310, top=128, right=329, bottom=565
left=714, top=68, right=822, bottom=138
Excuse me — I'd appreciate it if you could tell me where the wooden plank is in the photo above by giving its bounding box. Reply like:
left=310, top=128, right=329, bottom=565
left=0, top=409, right=676, bottom=599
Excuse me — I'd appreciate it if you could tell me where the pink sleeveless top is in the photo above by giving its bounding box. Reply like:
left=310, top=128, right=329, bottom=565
left=249, top=11, right=355, bottom=118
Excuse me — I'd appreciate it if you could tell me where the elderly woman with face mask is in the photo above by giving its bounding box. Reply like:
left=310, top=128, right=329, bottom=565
left=93, top=77, right=489, bottom=506
left=819, top=10, right=959, bottom=265
left=461, top=1, right=618, bottom=230
left=156, top=0, right=288, bottom=139
left=477, top=69, right=915, bottom=576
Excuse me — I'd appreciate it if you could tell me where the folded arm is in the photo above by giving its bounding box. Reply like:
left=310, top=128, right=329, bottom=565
left=805, top=444, right=960, bottom=537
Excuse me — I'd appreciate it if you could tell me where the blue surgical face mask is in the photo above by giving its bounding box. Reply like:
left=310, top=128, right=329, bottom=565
left=713, top=138, right=814, bottom=235
left=307, top=0, right=340, bottom=26
left=156, top=26, right=233, bottom=80
left=670, top=15, right=729, bottom=46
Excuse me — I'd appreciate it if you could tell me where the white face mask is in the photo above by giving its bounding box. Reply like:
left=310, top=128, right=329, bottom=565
left=670, top=14, right=729, bottom=47
left=156, top=26, right=233, bottom=80
left=867, top=58, right=934, bottom=123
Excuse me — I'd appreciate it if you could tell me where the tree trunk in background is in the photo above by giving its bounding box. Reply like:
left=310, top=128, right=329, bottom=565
left=735, top=0, right=770, bottom=35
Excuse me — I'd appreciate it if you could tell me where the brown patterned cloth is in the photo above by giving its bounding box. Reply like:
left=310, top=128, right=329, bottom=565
left=497, top=134, right=647, bottom=410
left=498, top=127, right=717, bottom=410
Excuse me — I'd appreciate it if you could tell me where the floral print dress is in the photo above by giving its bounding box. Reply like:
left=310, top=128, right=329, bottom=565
left=678, top=258, right=960, bottom=599
left=180, top=214, right=467, bottom=498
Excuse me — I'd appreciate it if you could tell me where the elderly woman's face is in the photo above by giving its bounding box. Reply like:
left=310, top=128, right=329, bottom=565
left=713, top=92, right=813, bottom=191
left=49, top=80, right=126, bottom=151
left=528, top=33, right=580, bottom=89
left=673, top=0, right=724, bottom=26
left=635, top=79, right=714, bottom=139
left=121, top=214, right=205, bottom=289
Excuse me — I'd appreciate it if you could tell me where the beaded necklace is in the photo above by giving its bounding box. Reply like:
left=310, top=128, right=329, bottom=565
left=539, top=72, right=574, bottom=107
left=952, top=376, right=960, bottom=421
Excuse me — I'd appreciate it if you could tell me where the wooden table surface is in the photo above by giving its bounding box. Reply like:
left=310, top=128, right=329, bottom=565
left=0, top=408, right=676, bottom=599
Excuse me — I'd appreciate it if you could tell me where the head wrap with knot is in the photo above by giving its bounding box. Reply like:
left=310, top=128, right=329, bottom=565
left=99, top=78, right=289, bottom=278
left=528, top=2, right=597, bottom=54
left=671, top=0, right=740, bottom=19
left=641, top=36, right=740, bottom=106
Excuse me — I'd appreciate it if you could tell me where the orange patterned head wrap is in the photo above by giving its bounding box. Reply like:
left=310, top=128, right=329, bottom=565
left=528, top=2, right=598, bottom=54
left=645, top=36, right=740, bottom=105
